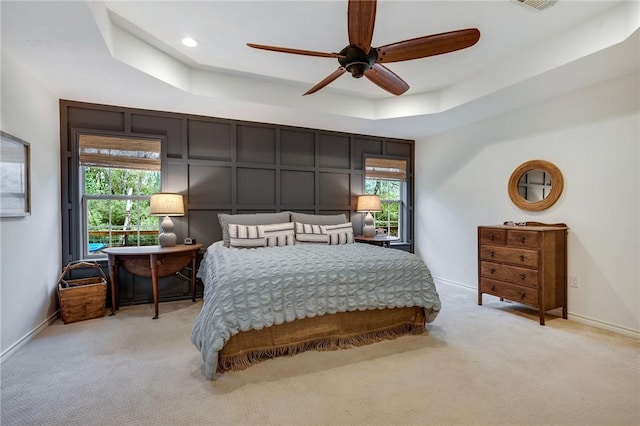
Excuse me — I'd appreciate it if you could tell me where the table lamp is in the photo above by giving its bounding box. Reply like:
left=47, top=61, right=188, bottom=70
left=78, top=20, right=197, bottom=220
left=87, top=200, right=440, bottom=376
left=356, top=195, right=381, bottom=237
left=150, top=193, right=185, bottom=247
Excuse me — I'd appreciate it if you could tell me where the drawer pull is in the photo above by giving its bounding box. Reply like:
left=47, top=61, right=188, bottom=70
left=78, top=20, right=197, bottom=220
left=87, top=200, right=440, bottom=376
left=489, top=268, right=496, bottom=274
left=520, top=273, right=526, bottom=280
left=520, top=237, right=526, bottom=244
left=490, top=285, right=495, bottom=290
left=520, top=255, right=525, bottom=262
left=489, top=250, right=495, bottom=257
left=519, top=291, right=526, bottom=299
left=489, top=233, right=495, bottom=241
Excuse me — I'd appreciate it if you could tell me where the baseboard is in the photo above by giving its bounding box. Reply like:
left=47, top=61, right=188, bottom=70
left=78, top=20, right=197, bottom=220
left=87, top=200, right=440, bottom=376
left=432, top=276, right=639, bottom=339
left=567, top=313, right=640, bottom=339
left=433, top=276, right=475, bottom=291
left=0, top=310, right=59, bottom=364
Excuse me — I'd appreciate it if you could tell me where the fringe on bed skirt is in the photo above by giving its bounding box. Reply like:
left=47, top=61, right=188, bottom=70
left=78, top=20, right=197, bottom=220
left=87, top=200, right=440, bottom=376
left=217, top=321, right=425, bottom=373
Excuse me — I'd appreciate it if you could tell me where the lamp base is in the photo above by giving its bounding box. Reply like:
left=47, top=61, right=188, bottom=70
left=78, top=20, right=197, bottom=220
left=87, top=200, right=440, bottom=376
left=158, top=216, right=177, bottom=247
left=158, top=232, right=177, bottom=247
left=362, top=212, right=375, bottom=237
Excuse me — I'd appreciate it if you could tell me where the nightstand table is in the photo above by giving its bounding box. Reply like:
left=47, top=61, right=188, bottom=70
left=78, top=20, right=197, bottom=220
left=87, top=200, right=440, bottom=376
left=104, top=244, right=203, bottom=319
left=354, top=235, right=399, bottom=248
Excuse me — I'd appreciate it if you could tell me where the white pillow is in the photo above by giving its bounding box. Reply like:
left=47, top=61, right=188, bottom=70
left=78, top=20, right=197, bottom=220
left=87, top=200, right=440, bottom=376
left=323, top=222, right=354, bottom=245
left=218, top=211, right=291, bottom=247
left=295, top=222, right=329, bottom=244
left=258, top=222, right=295, bottom=247
left=228, top=224, right=265, bottom=248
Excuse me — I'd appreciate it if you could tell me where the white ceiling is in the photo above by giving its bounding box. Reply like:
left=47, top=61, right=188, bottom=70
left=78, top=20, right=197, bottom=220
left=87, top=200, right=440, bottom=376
left=1, top=1, right=638, bottom=140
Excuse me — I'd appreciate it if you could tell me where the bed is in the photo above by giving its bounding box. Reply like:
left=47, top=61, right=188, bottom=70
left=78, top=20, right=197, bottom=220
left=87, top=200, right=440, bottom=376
left=191, top=213, right=441, bottom=379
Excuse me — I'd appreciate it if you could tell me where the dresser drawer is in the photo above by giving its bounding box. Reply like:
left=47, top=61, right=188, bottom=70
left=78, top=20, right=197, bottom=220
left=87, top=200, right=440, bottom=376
left=479, top=245, right=538, bottom=267
left=507, top=230, right=540, bottom=249
left=479, top=228, right=507, bottom=245
left=480, top=278, right=539, bottom=307
left=480, top=261, right=539, bottom=289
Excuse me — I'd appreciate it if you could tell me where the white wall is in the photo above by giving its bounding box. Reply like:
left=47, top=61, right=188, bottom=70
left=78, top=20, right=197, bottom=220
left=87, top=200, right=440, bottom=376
left=1, top=52, right=61, bottom=357
left=415, top=72, right=640, bottom=336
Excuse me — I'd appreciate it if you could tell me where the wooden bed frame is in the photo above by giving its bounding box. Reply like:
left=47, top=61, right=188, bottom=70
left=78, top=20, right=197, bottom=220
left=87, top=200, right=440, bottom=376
left=218, top=306, right=426, bottom=373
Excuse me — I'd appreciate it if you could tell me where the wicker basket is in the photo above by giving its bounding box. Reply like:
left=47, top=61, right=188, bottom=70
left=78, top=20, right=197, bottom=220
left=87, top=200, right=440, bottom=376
left=57, top=261, right=107, bottom=324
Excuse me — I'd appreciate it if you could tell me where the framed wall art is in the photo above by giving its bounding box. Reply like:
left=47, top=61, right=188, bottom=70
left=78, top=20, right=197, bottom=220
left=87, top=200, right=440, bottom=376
left=1, top=131, right=31, bottom=217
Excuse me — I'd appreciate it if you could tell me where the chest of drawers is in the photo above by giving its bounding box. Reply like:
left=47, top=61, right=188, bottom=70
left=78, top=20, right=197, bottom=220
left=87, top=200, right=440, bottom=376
left=477, top=223, right=568, bottom=325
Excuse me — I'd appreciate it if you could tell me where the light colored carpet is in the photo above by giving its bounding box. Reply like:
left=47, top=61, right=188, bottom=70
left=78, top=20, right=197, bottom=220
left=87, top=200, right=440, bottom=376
left=1, top=283, right=638, bottom=426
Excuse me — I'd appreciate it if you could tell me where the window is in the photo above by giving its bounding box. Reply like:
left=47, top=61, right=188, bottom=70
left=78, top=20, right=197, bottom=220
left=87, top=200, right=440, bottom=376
left=364, top=157, right=408, bottom=240
left=79, top=134, right=162, bottom=258
left=364, top=179, right=404, bottom=238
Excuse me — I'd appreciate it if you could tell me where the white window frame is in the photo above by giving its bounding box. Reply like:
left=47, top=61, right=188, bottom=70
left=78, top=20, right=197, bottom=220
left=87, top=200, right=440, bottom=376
left=364, top=156, right=409, bottom=243
left=77, top=133, right=162, bottom=259
left=364, top=179, right=407, bottom=241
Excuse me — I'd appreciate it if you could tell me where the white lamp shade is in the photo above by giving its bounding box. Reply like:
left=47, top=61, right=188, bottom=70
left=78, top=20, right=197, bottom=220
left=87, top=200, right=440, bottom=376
left=149, top=193, right=184, bottom=247
left=356, top=195, right=381, bottom=212
left=150, top=193, right=184, bottom=216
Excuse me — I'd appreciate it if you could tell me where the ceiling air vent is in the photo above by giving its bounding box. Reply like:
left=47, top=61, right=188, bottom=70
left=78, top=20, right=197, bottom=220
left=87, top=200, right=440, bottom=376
left=514, top=0, right=558, bottom=11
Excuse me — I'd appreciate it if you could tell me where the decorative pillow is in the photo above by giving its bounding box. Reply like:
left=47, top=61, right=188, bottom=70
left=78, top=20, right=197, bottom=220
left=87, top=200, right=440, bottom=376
left=228, top=224, right=265, bottom=248
left=323, top=222, right=355, bottom=245
left=294, top=222, right=329, bottom=244
left=258, top=222, right=295, bottom=247
left=218, top=211, right=291, bottom=247
left=290, top=212, right=347, bottom=226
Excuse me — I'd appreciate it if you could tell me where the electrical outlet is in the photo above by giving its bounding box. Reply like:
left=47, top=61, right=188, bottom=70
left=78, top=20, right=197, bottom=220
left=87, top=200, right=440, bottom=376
left=569, top=275, right=580, bottom=288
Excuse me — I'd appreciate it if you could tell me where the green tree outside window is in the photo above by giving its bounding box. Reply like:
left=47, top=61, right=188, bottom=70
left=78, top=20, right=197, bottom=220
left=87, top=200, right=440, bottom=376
left=84, top=167, right=160, bottom=251
left=365, top=179, right=402, bottom=237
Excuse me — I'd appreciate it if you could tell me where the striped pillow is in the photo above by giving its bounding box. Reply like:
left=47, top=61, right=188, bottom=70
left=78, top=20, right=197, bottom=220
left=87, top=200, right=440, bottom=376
left=295, top=222, right=329, bottom=244
left=323, top=222, right=354, bottom=245
left=228, top=224, right=265, bottom=248
left=258, top=222, right=295, bottom=247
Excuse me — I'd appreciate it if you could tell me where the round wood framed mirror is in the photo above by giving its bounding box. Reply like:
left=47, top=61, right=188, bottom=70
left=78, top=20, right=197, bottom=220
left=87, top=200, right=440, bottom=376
left=508, top=160, right=564, bottom=212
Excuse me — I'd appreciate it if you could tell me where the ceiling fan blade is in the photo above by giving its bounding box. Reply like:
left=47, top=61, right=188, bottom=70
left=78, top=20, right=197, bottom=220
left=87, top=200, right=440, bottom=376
left=348, top=0, right=377, bottom=53
left=376, top=29, right=480, bottom=63
left=247, top=43, right=344, bottom=59
left=303, top=67, right=347, bottom=95
left=364, top=63, right=409, bottom=96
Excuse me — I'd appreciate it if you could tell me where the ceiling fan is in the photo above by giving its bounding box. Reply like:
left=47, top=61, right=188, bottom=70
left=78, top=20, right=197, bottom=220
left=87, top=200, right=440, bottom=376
left=247, top=0, right=480, bottom=96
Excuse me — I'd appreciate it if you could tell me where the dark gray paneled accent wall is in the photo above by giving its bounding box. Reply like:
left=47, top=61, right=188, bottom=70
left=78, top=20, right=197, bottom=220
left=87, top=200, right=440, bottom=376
left=60, top=100, right=415, bottom=305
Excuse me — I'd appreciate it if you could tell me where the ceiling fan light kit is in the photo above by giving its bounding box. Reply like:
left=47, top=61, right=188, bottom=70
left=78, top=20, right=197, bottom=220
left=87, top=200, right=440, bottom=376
left=247, top=0, right=480, bottom=96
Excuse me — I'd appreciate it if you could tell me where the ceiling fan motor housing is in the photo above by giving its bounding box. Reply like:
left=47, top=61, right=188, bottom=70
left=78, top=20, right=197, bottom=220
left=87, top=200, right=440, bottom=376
left=339, top=46, right=378, bottom=78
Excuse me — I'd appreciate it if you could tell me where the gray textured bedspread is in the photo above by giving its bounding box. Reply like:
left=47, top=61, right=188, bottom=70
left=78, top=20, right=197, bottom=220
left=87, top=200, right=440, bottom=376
left=191, top=242, right=441, bottom=379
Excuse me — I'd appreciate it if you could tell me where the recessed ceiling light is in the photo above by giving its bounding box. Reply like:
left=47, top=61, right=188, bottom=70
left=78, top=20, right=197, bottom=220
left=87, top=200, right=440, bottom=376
left=181, top=37, right=199, bottom=47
